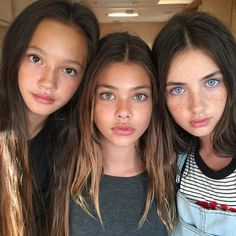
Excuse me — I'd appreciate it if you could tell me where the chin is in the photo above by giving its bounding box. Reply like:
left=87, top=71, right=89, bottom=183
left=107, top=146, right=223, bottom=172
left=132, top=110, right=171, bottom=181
left=190, top=131, right=212, bottom=138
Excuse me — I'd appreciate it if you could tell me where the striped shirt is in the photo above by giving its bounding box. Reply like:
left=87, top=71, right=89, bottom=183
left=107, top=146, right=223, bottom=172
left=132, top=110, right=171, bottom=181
left=180, top=151, right=236, bottom=210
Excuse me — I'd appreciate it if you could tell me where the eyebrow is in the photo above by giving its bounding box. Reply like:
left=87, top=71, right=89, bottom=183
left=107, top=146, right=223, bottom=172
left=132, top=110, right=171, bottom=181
left=27, top=45, right=84, bottom=69
left=166, top=70, right=222, bottom=86
left=96, top=84, right=152, bottom=91
left=203, top=71, right=222, bottom=80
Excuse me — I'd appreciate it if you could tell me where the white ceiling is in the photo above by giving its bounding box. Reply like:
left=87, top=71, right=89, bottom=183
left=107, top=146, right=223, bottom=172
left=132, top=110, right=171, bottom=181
left=85, top=0, right=195, bottom=23
left=0, top=0, right=200, bottom=27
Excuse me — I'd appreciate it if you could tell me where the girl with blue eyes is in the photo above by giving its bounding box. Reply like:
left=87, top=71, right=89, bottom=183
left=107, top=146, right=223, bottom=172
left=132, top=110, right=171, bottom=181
left=152, top=12, right=236, bottom=236
left=66, top=32, right=173, bottom=236
left=0, top=0, right=99, bottom=235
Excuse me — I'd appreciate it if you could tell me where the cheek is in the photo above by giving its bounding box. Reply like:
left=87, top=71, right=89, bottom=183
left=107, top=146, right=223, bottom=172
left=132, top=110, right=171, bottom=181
left=135, top=103, right=152, bottom=127
left=94, top=109, right=111, bottom=137
left=212, top=92, right=227, bottom=114
left=212, top=95, right=225, bottom=107
left=18, top=64, right=32, bottom=96
left=166, top=99, right=189, bottom=126
left=94, top=104, right=110, bottom=126
left=61, top=80, right=81, bottom=100
left=214, top=87, right=227, bottom=103
left=167, top=98, right=186, bottom=114
left=206, top=86, right=227, bottom=109
left=18, top=57, right=43, bottom=81
left=18, top=62, right=33, bottom=85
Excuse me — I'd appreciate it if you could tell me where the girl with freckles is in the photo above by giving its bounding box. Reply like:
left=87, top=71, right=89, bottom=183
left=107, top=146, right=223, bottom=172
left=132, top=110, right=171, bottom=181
left=67, top=32, right=175, bottom=236
left=152, top=12, right=236, bottom=236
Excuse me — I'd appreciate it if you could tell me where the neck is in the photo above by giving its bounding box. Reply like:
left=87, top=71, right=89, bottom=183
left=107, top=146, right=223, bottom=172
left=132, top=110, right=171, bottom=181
left=28, top=113, right=47, bottom=139
left=101, top=140, right=144, bottom=177
left=199, top=135, right=232, bottom=171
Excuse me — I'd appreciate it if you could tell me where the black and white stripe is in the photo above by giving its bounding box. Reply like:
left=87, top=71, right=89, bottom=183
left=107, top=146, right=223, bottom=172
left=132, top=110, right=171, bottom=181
left=180, top=152, right=236, bottom=208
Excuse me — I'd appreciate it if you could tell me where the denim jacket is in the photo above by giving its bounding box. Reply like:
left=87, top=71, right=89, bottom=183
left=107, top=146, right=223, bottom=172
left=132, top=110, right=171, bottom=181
left=172, top=153, right=236, bottom=236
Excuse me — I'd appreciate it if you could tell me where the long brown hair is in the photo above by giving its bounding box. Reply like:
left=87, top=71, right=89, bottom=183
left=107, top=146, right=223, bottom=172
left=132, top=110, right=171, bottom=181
left=0, top=0, right=99, bottom=235
left=71, top=32, right=176, bottom=234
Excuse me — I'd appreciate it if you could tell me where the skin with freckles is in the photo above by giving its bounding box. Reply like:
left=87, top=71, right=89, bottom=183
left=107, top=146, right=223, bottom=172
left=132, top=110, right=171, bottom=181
left=166, top=48, right=227, bottom=140
left=166, top=48, right=229, bottom=169
left=18, top=19, right=88, bottom=135
left=151, top=12, right=236, bottom=236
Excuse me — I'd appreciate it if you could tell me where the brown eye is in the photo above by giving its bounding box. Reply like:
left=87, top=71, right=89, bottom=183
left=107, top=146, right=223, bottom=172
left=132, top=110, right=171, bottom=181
left=29, top=54, right=42, bottom=64
left=64, top=68, right=77, bottom=76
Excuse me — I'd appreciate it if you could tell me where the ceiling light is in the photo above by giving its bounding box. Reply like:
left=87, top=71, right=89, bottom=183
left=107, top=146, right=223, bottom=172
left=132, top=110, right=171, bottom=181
left=107, top=10, right=139, bottom=17
left=108, top=12, right=139, bottom=17
left=158, top=0, right=192, bottom=4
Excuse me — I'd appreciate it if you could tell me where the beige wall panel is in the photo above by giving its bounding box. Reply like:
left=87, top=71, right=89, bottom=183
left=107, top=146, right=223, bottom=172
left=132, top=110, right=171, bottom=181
left=100, top=22, right=166, bottom=47
left=201, top=0, right=233, bottom=28
left=0, top=0, right=13, bottom=25
left=12, top=0, right=36, bottom=18
left=231, top=0, right=236, bottom=38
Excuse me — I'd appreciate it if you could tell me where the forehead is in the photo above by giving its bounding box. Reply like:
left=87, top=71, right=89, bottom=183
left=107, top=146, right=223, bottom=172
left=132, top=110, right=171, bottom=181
left=28, top=19, right=88, bottom=65
left=31, top=18, right=85, bottom=41
left=167, top=48, right=220, bottom=82
left=96, top=62, right=151, bottom=86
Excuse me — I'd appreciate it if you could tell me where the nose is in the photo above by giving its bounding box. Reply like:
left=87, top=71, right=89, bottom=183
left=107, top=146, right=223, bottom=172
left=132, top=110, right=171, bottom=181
left=116, top=99, right=131, bottom=120
left=189, top=90, right=205, bottom=114
left=38, top=68, right=57, bottom=91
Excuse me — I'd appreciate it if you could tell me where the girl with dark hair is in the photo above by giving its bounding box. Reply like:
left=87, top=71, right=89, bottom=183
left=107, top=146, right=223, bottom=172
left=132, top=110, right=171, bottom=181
left=152, top=12, right=236, bottom=235
left=0, top=0, right=99, bottom=235
left=65, top=32, right=174, bottom=236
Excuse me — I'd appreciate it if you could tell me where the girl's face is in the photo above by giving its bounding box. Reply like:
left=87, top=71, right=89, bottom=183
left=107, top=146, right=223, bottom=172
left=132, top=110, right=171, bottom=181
left=94, top=62, right=152, bottom=148
left=18, top=19, right=88, bottom=123
left=166, top=48, right=227, bottom=139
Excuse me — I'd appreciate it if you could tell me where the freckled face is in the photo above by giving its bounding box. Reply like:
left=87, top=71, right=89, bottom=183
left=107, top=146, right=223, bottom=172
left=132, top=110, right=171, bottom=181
left=18, top=19, right=88, bottom=123
left=166, top=48, right=227, bottom=139
left=94, top=62, right=152, bottom=148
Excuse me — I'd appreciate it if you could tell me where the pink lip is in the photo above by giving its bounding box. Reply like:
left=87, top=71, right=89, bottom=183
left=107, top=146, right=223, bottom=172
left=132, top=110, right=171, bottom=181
left=32, top=94, right=54, bottom=104
left=190, top=118, right=209, bottom=128
left=112, top=126, right=135, bottom=135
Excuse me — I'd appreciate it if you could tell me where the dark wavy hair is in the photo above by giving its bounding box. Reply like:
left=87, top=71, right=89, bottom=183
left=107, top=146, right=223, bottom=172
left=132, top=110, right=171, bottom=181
left=152, top=11, right=236, bottom=160
left=0, top=0, right=99, bottom=235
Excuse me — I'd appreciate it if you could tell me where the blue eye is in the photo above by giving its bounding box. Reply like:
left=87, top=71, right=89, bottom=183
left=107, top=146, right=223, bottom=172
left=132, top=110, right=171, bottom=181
left=171, top=87, right=184, bottom=95
left=206, top=79, right=219, bottom=87
left=133, top=93, right=147, bottom=101
left=101, top=92, right=115, bottom=100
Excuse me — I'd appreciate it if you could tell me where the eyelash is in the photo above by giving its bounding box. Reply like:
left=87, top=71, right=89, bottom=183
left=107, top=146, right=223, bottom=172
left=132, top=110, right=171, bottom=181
left=133, top=93, right=148, bottom=101
left=27, top=54, right=78, bottom=77
left=100, top=92, right=115, bottom=100
left=206, top=78, right=220, bottom=87
left=28, top=54, right=42, bottom=64
left=168, top=78, right=222, bottom=95
left=99, top=92, right=148, bottom=101
left=63, top=68, right=78, bottom=77
left=169, top=87, right=184, bottom=95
